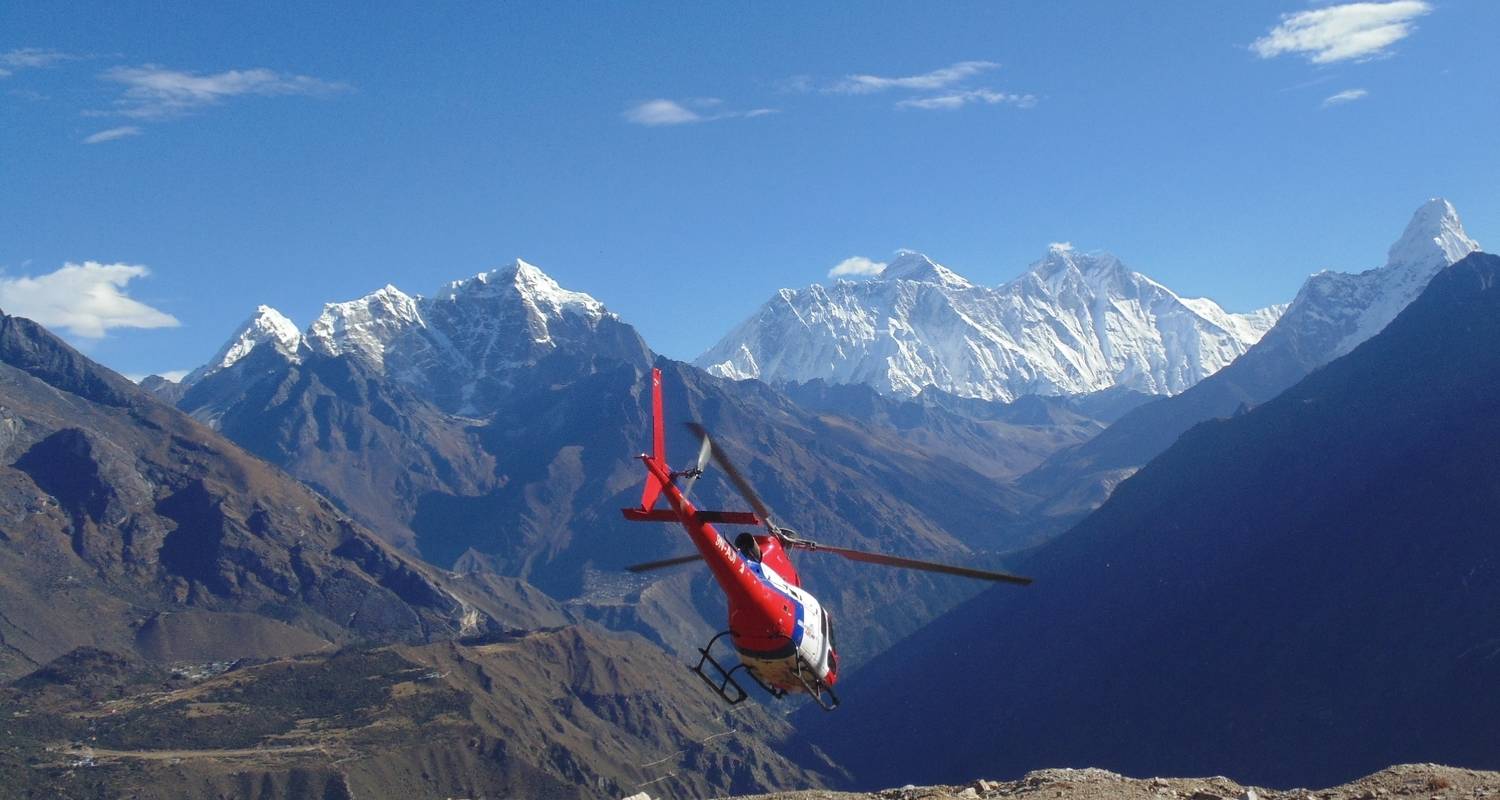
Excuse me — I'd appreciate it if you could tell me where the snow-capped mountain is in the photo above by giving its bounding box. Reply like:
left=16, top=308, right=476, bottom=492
left=184, top=259, right=649, bottom=414
left=1269, top=198, right=1478, bottom=364
left=697, top=249, right=1286, bottom=402
left=182, top=304, right=306, bottom=385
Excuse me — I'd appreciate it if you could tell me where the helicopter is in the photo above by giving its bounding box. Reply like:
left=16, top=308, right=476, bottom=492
left=621, top=368, right=1031, bottom=710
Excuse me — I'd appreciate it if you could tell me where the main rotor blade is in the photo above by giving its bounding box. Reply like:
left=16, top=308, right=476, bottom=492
left=685, top=422, right=777, bottom=528
left=625, top=553, right=703, bottom=573
left=681, top=433, right=713, bottom=500
left=798, top=543, right=1033, bottom=585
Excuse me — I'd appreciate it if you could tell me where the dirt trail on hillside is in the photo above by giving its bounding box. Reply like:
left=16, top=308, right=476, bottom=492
left=721, top=764, right=1500, bottom=800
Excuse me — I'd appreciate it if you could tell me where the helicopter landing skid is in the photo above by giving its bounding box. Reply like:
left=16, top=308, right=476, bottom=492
left=689, top=631, right=838, bottom=710
left=791, top=652, right=840, bottom=711
left=690, top=630, right=754, bottom=706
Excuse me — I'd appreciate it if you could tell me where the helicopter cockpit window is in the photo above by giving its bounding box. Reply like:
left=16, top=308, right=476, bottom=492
left=735, top=532, right=762, bottom=562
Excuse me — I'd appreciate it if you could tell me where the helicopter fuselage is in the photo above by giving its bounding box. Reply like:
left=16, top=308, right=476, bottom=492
left=637, top=451, right=839, bottom=694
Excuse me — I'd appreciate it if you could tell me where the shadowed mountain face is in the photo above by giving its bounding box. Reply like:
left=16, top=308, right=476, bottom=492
left=183, top=345, right=1042, bottom=669
left=1, top=626, right=839, bottom=800
left=802, top=252, right=1500, bottom=789
left=0, top=311, right=567, bottom=680
left=777, top=380, right=1140, bottom=483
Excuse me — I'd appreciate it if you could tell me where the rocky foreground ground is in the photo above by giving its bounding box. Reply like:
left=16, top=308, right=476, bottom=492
left=713, top=764, right=1500, bottom=800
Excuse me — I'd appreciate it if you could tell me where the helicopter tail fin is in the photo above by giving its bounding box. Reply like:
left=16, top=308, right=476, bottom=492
left=638, top=367, right=668, bottom=510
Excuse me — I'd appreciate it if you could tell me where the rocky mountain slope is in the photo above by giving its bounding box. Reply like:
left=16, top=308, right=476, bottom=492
left=0, top=309, right=565, bottom=680
left=1, top=626, right=839, bottom=799
left=1019, top=198, right=1480, bottom=522
left=696, top=248, right=1284, bottom=402
left=720, top=764, right=1500, bottom=800
left=802, top=252, right=1500, bottom=789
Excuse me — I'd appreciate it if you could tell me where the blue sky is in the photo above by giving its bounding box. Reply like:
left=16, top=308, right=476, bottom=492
left=2, top=1, right=1496, bottom=379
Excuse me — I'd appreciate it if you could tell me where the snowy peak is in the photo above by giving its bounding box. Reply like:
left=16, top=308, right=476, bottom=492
left=1024, top=243, right=1133, bottom=294
left=879, top=251, right=974, bottom=288
left=436, top=258, right=608, bottom=321
left=1384, top=198, right=1477, bottom=271
left=305, top=284, right=425, bottom=370
left=1288, top=198, right=1481, bottom=361
left=184, top=305, right=304, bottom=385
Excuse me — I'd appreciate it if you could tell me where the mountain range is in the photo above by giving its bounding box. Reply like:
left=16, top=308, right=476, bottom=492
left=145, top=199, right=1477, bottom=664
left=696, top=247, right=1285, bottom=402
left=159, top=263, right=1077, bottom=675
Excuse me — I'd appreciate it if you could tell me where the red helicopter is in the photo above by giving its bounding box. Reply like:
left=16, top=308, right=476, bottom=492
left=621, top=368, right=1031, bottom=710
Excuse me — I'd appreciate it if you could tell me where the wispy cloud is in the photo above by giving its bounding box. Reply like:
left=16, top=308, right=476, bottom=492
left=799, top=60, right=1034, bottom=112
left=0, top=47, right=80, bottom=77
left=623, top=98, right=777, bottom=127
left=828, top=256, right=888, bottom=279
left=83, top=125, right=143, bottom=144
left=896, top=89, right=1036, bottom=111
left=0, top=261, right=180, bottom=338
left=832, top=61, right=1000, bottom=95
left=1322, top=88, right=1370, bottom=107
left=1253, top=1, right=1431, bottom=64
left=100, top=65, right=348, bottom=119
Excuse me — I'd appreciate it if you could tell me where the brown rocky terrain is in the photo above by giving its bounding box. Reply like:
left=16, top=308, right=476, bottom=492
left=2, top=626, right=838, bottom=799
left=720, top=764, right=1500, bottom=800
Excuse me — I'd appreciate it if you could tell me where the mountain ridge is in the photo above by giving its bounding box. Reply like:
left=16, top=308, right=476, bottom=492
left=1018, top=198, right=1480, bottom=522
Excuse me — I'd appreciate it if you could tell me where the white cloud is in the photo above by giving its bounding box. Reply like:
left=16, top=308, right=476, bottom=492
left=623, top=98, right=778, bottom=126
left=83, top=125, right=142, bottom=144
left=896, top=89, right=1037, bottom=111
left=1322, top=88, right=1370, bottom=106
left=1252, top=1, right=1431, bottom=64
left=624, top=99, right=703, bottom=126
left=0, top=261, right=180, bottom=338
left=833, top=61, right=999, bottom=94
left=0, top=48, right=79, bottom=77
left=101, top=65, right=348, bottom=119
left=828, top=256, right=889, bottom=279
